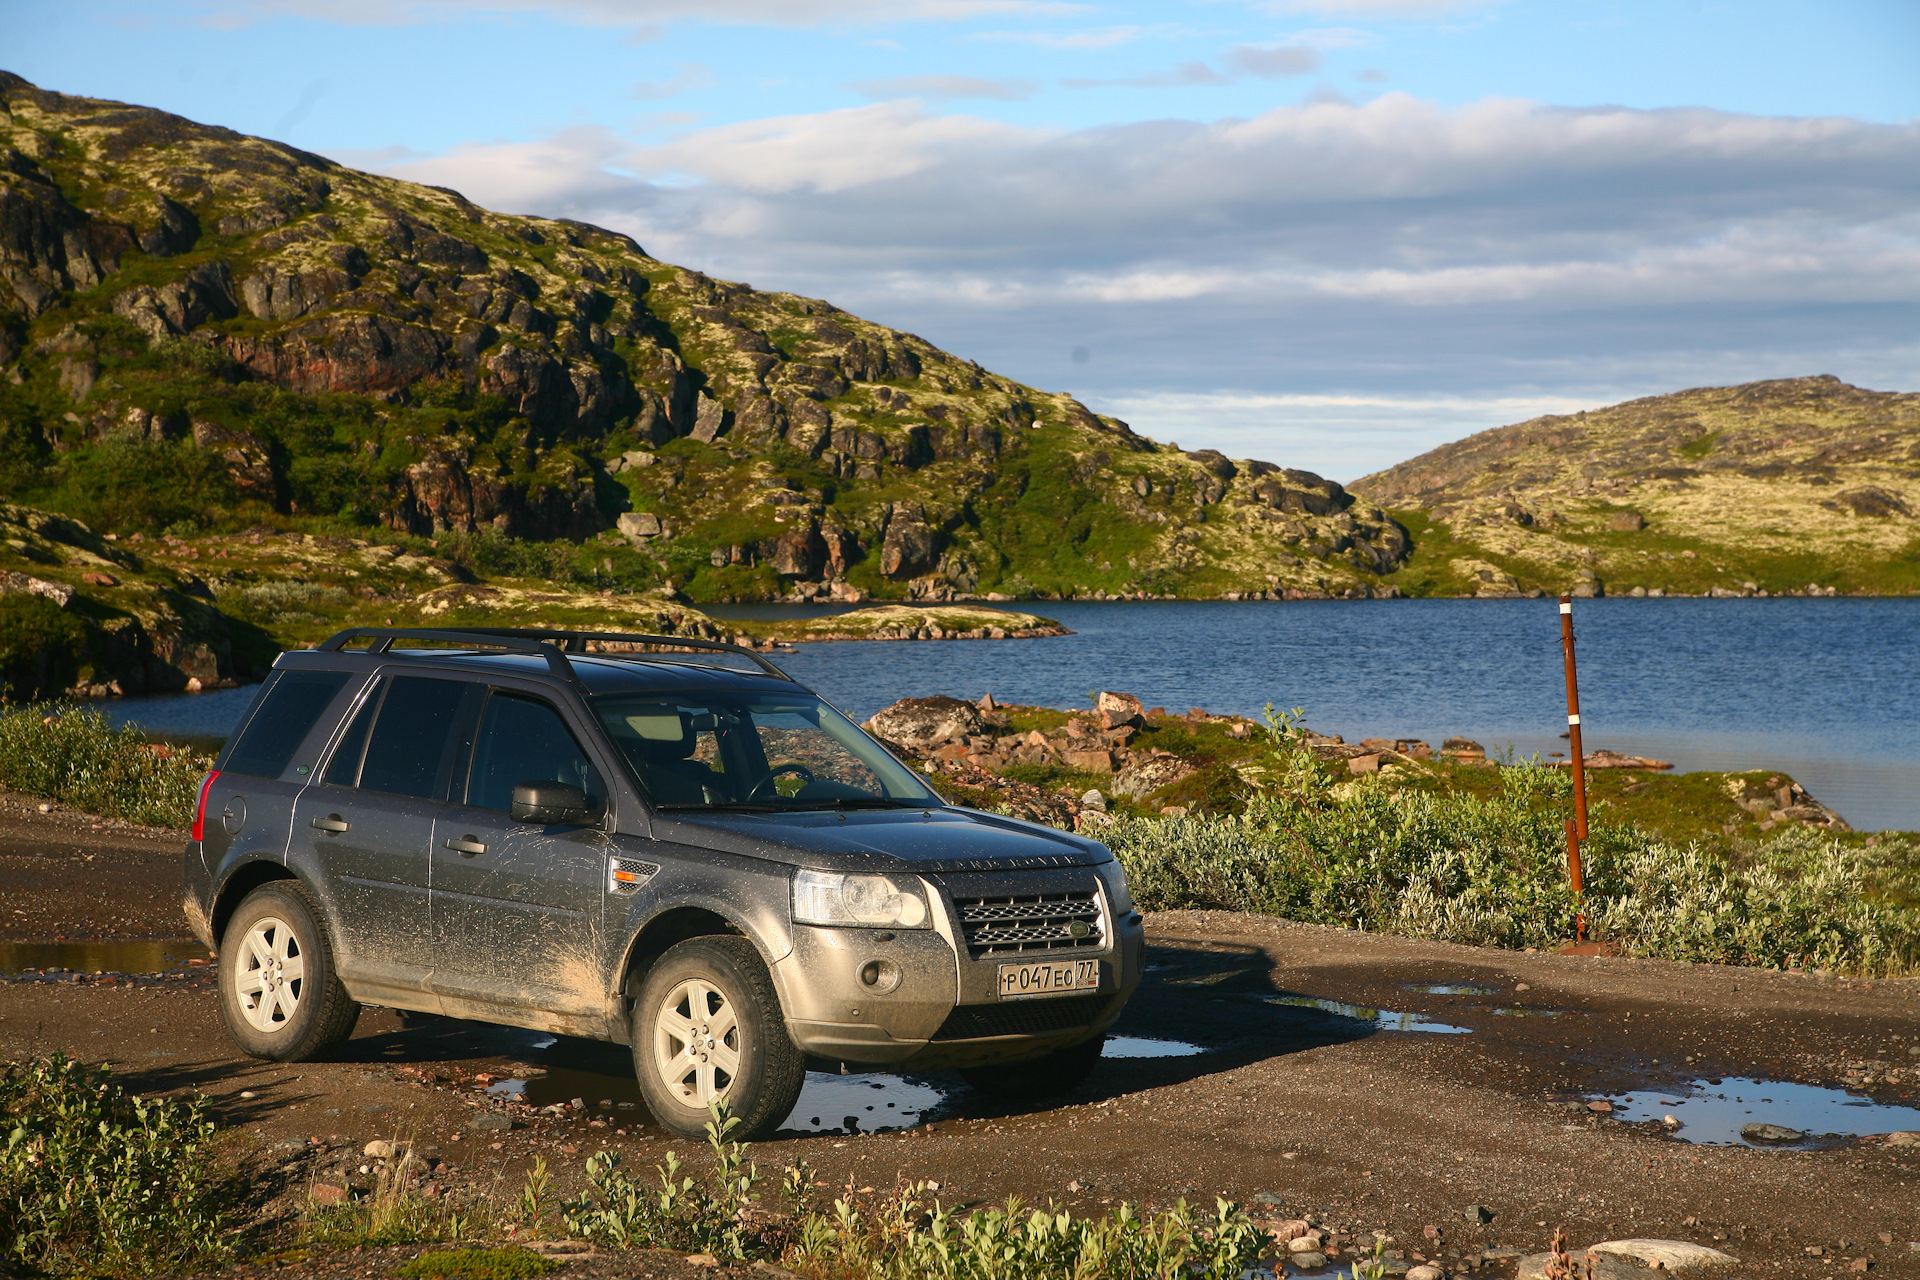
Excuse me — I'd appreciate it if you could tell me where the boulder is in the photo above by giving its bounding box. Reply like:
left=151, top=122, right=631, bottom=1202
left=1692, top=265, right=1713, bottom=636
left=863, top=696, right=986, bottom=757
left=617, top=512, right=663, bottom=541
left=1111, top=752, right=1196, bottom=798
left=1608, top=511, right=1646, bottom=531
left=1740, top=1122, right=1803, bottom=1144
left=1062, top=749, right=1116, bottom=774
left=1095, top=691, right=1146, bottom=730
left=1587, top=1241, right=1739, bottom=1272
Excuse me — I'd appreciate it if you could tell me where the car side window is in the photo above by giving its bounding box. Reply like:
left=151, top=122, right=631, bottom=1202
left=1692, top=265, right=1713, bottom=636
left=464, top=691, right=602, bottom=815
left=223, top=670, right=351, bottom=778
left=323, top=676, right=471, bottom=800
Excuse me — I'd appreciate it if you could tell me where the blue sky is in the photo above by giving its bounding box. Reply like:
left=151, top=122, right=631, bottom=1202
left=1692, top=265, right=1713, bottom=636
left=5, top=0, right=1917, bottom=478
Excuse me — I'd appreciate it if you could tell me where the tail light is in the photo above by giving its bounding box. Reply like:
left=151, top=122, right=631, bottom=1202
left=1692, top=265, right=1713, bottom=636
left=190, top=771, right=221, bottom=842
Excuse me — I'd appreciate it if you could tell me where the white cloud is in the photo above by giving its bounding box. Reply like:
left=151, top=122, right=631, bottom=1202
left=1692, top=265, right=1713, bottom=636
left=1251, top=0, right=1501, bottom=16
left=846, top=74, right=1040, bottom=101
left=628, top=63, right=714, bottom=100
left=209, top=0, right=1079, bottom=27
left=1062, top=60, right=1230, bottom=90
left=972, top=24, right=1146, bottom=48
left=1223, top=42, right=1323, bottom=77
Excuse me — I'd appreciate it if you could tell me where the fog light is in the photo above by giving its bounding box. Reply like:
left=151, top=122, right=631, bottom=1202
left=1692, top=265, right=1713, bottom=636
left=858, top=959, right=901, bottom=993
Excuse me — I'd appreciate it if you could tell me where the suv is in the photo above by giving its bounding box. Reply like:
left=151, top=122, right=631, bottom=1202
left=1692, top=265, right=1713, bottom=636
left=182, top=628, right=1143, bottom=1139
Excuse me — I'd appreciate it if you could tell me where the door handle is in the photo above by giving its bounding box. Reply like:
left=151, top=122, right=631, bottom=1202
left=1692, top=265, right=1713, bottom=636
left=310, top=815, right=350, bottom=833
left=444, top=836, right=488, bottom=856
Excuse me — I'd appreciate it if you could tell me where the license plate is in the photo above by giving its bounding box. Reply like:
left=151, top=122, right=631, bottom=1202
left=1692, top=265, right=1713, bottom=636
left=998, top=958, right=1099, bottom=999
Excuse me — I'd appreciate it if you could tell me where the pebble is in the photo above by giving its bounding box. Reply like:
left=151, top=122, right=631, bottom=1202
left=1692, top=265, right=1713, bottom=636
left=1271, top=1220, right=1313, bottom=1242
left=308, top=1183, right=348, bottom=1206
left=363, top=1139, right=396, bottom=1158
left=469, top=1112, right=513, bottom=1131
left=1740, top=1122, right=1804, bottom=1143
left=1884, top=1132, right=1919, bottom=1146
left=1587, top=1100, right=1614, bottom=1113
left=1290, top=1252, right=1329, bottom=1270
left=1407, top=1266, right=1444, bottom=1280
left=1289, top=1233, right=1327, bottom=1252
left=1465, top=1206, right=1495, bottom=1225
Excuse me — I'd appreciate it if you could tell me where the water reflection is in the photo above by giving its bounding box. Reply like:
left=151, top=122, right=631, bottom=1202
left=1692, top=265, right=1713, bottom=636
left=1254, top=994, right=1472, bottom=1034
left=1596, top=1076, right=1920, bottom=1145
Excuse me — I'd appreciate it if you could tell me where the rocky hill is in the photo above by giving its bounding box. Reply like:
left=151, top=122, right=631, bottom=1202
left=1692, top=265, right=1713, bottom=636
left=1353, top=376, right=1920, bottom=598
left=0, top=70, right=1410, bottom=624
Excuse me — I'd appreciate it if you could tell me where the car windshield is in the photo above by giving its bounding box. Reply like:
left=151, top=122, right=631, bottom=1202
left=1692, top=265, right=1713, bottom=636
left=592, top=690, right=939, bottom=811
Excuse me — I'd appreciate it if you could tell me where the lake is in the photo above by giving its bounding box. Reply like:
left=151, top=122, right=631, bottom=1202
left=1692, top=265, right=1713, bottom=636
left=102, top=598, right=1920, bottom=833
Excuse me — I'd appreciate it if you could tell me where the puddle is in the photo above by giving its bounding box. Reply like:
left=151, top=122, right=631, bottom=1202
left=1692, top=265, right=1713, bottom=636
left=0, top=939, right=211, bottom=976
left=1254, top=995, right=1472, bottom=1034
left=492, top=1044, right=949, bottom=1136
left=1105, top=1036, right=1207, bottom=1058
left=1471, top=1005, right=1571, bottom=1018
left=1402, top=983, right=1496, bottom=996
left=1596, top=1077, right=1920, bottom=1146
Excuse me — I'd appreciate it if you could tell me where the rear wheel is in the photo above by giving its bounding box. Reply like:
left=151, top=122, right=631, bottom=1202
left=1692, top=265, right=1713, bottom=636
left=218, top=882, right=360, bottom=1061
left=632, top=936, right=805, bottom=1141
left=962, top=1033, right=1105, bottom=1100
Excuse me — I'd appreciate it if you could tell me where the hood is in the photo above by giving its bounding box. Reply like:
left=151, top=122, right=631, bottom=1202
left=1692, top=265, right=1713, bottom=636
left=647, top=804, right=1109, bottom=872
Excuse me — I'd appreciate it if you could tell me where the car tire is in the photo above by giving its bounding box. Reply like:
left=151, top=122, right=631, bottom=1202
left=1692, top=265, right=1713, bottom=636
left=217, top=881, right=361, bottom=1062
left=632, top=936, right=805, bottom=1142
left=962, top=1032, right=1106, bottom=1100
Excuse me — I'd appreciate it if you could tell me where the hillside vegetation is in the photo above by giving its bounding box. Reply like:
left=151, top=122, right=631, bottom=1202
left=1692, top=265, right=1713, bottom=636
left=1354, top=376, right=1920, bottom=598
left=0, top=70, right=1409, bottom=646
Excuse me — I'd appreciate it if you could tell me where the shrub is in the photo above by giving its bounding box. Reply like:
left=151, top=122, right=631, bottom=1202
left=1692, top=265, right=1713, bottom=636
left=0, top=1055, right=231, bottom=1276
left=0, top=595, right=88, bottom=701
left=1103, top=756, right=1920, bottom=976
left=0, top=703, right=214, bottom=828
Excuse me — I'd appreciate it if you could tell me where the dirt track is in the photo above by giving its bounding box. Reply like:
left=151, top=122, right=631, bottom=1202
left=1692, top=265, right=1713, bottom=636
left=3, top=798, right=1918, bottom=1279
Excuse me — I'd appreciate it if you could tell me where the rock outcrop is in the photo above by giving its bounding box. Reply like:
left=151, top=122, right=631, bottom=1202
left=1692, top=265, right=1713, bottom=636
left=0, top=71, right=1411, bottom=603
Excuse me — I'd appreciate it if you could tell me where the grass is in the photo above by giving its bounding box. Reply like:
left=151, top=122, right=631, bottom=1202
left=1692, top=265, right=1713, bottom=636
left=0, top=1055, right=235, bottom=1276
left=394, top=1248, right=556, bottom=1279
left=0, top=703, right=214, bottom=828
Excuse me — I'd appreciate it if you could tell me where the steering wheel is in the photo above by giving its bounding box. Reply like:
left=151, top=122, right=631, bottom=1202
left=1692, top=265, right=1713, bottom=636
left=751, top=761, right=816, bottom=800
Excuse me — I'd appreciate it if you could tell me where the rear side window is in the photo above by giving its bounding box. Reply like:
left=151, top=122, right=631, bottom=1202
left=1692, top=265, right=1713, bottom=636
left=324, top=676, right=471, bottom=800
left=465, top=692, right=602, bottom=814
left=222, top=670, right=351, bottom=779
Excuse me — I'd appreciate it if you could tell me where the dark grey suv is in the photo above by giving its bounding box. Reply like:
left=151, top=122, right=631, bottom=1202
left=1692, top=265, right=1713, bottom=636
left=182, top=628, right=1143, bottom=1138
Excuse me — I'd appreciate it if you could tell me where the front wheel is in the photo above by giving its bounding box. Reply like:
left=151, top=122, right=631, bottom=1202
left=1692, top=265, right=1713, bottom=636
left=632, top=936, right=806, bottom=1141
left=217, top=882, right=360, bottom=1061
left=962, top=1033, right=1105, bottom=1100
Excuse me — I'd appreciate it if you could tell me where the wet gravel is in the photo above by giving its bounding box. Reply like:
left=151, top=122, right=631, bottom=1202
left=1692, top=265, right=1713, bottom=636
left=2, top=818, right=1918, bottom=1279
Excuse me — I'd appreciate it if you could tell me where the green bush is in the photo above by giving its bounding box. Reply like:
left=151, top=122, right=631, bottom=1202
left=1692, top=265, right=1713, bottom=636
left=0, top=595, right=89, bottom=701
left=0, top=1056, right=231, bottom=1276
left=1103, top=756, right=1920, bottom=976
left=0, top=703, right=214, bottom=828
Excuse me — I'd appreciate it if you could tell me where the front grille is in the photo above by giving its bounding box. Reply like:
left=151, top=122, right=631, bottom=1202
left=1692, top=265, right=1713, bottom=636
left=930, top=993, right=1109, bottom=1040
left=953, top=890, right=1103, bottom=957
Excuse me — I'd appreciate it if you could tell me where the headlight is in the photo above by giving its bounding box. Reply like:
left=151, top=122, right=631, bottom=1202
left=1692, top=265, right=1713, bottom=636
left=793, top=868, right=931, bottom=929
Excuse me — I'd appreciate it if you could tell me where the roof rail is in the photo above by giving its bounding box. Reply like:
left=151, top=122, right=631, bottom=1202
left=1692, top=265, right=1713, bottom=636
left=457, top=627, right=794, bottom=681
left=314, top=626, right=792, bottom=682
left=315, top=627, right=579, bottom=683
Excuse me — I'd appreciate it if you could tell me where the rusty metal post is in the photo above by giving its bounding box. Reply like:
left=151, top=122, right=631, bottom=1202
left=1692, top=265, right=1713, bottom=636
left=1559, top=595, right=1588, bottom=940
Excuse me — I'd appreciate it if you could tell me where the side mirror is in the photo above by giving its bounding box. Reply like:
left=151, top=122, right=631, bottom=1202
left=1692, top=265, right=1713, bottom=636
left=510, top=781, right=596, bottom=825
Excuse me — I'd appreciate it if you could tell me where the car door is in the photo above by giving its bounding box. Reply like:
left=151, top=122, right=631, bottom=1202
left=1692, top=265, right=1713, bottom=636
left=428, top=687, right=611, bottom=1020
left=293, top=673, right=478, bottom=1000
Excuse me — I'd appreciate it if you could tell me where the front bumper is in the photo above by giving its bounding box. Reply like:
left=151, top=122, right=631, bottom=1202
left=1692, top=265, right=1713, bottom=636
left=772, top=865, right=1145, bottom=1069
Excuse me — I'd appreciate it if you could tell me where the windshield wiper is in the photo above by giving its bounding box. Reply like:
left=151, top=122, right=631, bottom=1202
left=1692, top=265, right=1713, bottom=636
left=655, top=801, right=786, bottom=813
